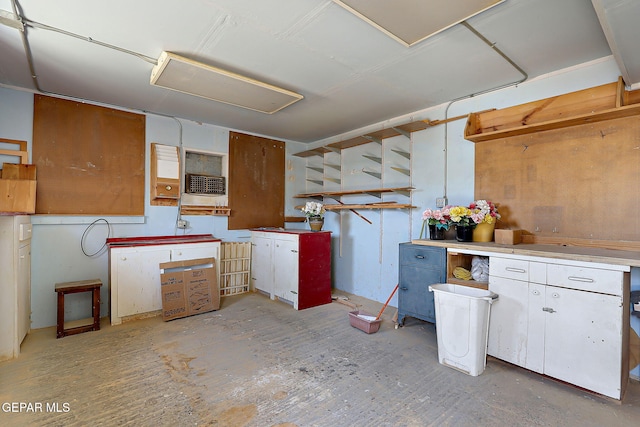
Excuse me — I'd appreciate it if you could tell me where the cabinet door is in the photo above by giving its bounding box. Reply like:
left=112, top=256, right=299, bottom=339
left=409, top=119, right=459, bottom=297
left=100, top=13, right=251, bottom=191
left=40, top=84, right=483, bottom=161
left=273, top=238, right=299, bottom=309
left=398, top=265, right=440, bottom=323
left=251, top=236, right=272, bottom=296
left=543, top=286, right=623, bottom=399
left=17, top=244, right=31, bottom=344
left=114, top=247, right=170, bottom=319
left=398, top=244, right=445, bottom=324
left=487, top=276, right=529, bottom=367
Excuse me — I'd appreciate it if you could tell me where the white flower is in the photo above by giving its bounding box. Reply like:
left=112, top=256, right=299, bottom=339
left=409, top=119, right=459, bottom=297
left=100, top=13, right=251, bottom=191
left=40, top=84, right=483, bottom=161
left=302, top=201, right=325, bottom=218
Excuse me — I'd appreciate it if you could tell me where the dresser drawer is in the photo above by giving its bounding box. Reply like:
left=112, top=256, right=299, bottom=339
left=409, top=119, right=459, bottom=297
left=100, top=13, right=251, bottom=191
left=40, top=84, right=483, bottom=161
left=399, top=244, right=444, bottom=269
left=489, top=257, right=530, bottom=281
left=546, top=264, right=623, bottom=295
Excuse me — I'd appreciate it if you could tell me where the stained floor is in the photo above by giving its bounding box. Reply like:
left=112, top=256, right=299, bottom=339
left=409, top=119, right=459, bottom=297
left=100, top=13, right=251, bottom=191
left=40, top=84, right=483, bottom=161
left=1, top=291, right=639, bottom=426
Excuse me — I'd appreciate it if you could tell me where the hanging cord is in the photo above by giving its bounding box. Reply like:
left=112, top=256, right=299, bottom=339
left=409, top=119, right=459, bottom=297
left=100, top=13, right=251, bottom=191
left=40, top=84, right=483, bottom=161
left=81, top=218, right=111, bottom=257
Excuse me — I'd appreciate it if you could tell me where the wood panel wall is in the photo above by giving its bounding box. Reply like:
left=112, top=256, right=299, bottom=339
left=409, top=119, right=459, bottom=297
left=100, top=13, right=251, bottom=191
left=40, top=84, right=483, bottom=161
left=228, top=131, right=285, bottom=230
left=475, top=115, right=640, bottom=243
left=32, top=95, right=145, bottom=215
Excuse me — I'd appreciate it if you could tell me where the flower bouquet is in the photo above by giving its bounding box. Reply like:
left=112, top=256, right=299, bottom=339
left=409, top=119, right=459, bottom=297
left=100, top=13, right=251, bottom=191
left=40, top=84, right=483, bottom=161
left=420, top=207, right=451, bottom=240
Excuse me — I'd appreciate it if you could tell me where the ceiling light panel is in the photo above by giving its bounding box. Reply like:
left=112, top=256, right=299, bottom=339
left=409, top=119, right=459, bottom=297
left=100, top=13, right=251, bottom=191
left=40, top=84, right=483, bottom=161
left=150, top=52, right=303, bottom=114
left=333, top=0, right=505, bottom=47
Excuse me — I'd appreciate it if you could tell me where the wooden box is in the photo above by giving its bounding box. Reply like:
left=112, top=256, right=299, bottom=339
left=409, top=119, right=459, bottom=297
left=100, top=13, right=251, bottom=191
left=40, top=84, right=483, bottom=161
left=494, top=229, right=523, bottom=245
left=0, top=179, right=36, bottom=214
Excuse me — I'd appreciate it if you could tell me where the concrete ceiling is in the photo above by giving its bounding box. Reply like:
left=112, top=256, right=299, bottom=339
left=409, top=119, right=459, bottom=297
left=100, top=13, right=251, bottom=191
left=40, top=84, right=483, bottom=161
left=0, top=0, right=638, bottom=143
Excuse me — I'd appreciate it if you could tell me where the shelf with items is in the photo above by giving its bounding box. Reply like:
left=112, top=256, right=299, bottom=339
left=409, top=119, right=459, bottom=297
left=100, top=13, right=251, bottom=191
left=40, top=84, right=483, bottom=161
left=446, top=252, right=488, bottom=290
left=294, top=186, right=414, bottom=200
left=464, top=78, right=640, bottom=143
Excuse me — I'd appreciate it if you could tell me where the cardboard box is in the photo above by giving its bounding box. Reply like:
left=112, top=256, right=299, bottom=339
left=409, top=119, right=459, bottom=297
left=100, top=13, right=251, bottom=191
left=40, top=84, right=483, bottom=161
left=494, top=229, right=523, bottom=245
left=160, top=257, right=219, bottom=321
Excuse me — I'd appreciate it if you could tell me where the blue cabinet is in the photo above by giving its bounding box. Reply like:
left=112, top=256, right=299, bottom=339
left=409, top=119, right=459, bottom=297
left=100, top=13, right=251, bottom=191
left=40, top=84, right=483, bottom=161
left=398, top=243, right=446, bottom=325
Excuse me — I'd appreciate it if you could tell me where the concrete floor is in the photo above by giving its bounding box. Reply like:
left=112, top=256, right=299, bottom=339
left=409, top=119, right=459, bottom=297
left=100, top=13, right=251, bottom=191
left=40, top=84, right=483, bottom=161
left=1, top=291, right=639, bottom=426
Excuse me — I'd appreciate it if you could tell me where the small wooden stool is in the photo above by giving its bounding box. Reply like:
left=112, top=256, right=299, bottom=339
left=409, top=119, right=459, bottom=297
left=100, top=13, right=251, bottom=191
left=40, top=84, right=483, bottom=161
left=55, top=279, right=102, bottom=339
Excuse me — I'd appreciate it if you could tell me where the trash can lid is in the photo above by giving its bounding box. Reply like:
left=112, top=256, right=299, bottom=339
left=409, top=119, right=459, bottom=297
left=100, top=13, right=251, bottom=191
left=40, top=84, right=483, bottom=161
left=429, top=283, right=498, bottom=301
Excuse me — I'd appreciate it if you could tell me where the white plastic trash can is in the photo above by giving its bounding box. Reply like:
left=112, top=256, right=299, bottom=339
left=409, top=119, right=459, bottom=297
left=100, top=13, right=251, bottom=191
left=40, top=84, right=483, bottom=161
left=429, top=283, right=498, bottom=376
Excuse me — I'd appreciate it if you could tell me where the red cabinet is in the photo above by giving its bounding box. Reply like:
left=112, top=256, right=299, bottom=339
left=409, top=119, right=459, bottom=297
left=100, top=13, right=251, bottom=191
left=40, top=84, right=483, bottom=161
left=251, top=229, right=332, bottom=310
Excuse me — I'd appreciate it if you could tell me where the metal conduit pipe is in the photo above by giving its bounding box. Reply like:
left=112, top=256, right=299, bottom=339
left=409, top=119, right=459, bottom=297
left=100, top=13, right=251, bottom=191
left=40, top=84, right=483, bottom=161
left=441, top=21, right=528, bottom=201
left=10, top=0, right=157, bottom=98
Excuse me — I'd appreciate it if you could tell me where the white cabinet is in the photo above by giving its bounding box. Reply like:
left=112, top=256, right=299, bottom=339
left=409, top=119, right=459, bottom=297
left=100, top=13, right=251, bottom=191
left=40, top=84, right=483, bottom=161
left=0, top=215, right=32, bottom=361
left=488, top=255, right=629, bottom=399
left=250, top=230, right=331, bottom=310
left=109, top=239, right=220, bottom=325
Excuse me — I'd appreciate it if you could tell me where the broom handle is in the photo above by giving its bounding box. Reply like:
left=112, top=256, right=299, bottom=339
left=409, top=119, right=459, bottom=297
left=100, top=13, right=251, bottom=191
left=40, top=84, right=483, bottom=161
left=376, top=284, right=399, bottom=320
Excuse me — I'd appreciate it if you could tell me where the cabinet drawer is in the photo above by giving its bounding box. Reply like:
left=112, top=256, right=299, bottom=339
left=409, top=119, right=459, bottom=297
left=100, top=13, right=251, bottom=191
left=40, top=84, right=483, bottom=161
left=399, top=244, right=444, bottom=268
left=155, top=179, right=179, bottom=198
left=489, top=257, right=530, bottom=281
left=546, top=264, right=623, bottom=295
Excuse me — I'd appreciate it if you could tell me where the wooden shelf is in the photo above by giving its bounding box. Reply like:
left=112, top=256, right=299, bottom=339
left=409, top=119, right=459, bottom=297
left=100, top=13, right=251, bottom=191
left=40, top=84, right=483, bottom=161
left=325, top=203, right=415, bottom=210
left=180, top=206, right=230, bottom=216
left=295, top=202, right=416, bottom=211
left=464, top=79, right=640, bottom=143
left=294, top=186, right=414, bottom=199
left=446, top=277, right=488, bottom=290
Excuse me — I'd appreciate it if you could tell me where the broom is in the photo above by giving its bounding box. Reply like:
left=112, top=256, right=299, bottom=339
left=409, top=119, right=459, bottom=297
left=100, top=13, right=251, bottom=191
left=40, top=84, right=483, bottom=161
left=375, top=284, right=399, bottom=321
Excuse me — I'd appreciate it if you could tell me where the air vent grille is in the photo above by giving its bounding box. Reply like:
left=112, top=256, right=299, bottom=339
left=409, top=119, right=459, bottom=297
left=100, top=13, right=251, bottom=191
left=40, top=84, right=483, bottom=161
left=186, top=174, right=226, bottom=195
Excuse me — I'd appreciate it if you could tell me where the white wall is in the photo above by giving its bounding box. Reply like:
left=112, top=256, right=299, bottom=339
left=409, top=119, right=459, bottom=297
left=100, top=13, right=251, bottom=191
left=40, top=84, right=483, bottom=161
left=294, top=57, right=626, bottom=310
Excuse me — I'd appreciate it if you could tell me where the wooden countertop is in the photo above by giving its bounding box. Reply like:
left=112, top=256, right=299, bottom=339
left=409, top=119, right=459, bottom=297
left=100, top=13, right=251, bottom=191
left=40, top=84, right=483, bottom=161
left=411, top=239, right=640, bottom=268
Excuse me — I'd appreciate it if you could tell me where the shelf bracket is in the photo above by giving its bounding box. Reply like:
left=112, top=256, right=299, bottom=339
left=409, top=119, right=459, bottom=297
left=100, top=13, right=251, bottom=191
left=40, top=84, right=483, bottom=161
left=364, top=191, right=383, bottom=198
left=391, top=166, right=410, bottom=176
left=306, top=166, right=324, bottom=173
left=391, top=127, right=411, bottom=139
left=390, top=149, right=410, bottom=159
left=363, top=154, right=382, bottom=164
left=325, top=177, right=341, bottom=184
left=363, top=135, right=382, bottom=144
left=306, top=179, right=323, bottom=186
left=324, top=163, right=341, bottom=171
left=363, top=170, right=382, bottom=180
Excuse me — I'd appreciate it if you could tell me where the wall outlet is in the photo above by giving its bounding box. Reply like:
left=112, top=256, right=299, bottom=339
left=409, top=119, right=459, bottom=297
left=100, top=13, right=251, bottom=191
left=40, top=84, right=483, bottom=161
left=177, top=219, right=189, bottom=229
left=436, top=197, right=447, bottom=208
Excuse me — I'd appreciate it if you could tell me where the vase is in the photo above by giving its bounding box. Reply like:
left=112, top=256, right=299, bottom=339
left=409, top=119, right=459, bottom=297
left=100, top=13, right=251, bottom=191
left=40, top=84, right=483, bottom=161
left=473, top=222, right=495, bottom=242
left=308, top=218, right=324, bottom=232
left=455, top=224, right=475, bottom=242
left=428, top=224, right=446, bottom=240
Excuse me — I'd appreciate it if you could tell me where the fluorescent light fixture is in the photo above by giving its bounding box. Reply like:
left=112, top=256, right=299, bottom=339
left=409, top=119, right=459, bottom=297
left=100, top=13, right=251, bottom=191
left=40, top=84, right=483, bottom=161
left=333, top=0, right=505, bottom=47
left=150, top=51, right=303, bottom=114
left=0, top=9, right=24, bottom=31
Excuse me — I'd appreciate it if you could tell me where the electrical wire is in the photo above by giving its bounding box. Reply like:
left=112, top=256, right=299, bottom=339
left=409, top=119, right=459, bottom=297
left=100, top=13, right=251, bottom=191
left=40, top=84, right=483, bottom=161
left=441, top=21, right=529, bottom=201
left=80, top=218, right=111, bottom=257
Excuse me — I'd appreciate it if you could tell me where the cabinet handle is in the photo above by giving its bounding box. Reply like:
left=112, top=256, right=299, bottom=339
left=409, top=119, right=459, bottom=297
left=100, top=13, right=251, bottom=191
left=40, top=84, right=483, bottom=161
left=542, top=307, right=556, bottom=313
left=121, top=257, right=127, bottom=261
left=291, top=249, right=298, bottom=253
left=505, top=267, right=526, bottom=273
left=568, top=276, right=594, bottom=283
left=531, top=289, right=540, bottom=296
left=165, top=185, right=172, bottom=191
left=551, top=292, right=560, bottom=298
left=415, top=255, right=425, bottom=259
left=400, top=287, right=408, bottom=291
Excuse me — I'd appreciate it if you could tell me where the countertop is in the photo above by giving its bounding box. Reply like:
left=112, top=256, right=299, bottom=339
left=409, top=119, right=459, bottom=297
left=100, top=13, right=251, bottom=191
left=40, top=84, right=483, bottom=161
left=106, top=234, right=221, bottom=247
left=411, top=239, right=640, bottom=268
